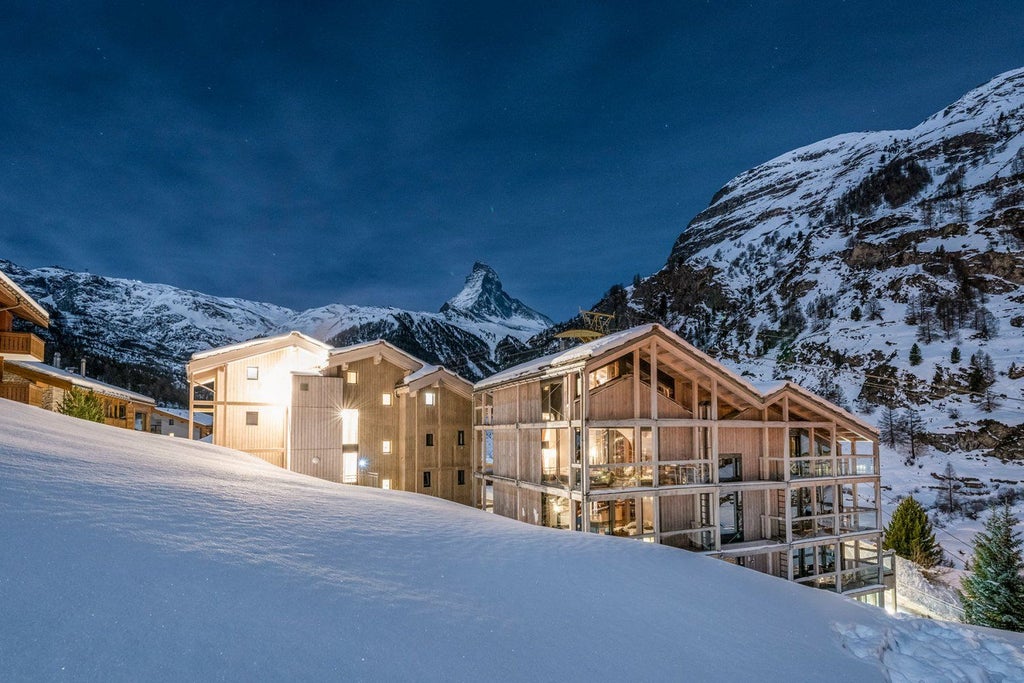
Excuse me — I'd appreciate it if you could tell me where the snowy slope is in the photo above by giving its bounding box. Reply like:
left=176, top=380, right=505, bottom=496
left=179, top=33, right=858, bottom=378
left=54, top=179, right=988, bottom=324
left=2, top=400, right=1022, bottom=681
left=1, top=259, right=551, bottom=389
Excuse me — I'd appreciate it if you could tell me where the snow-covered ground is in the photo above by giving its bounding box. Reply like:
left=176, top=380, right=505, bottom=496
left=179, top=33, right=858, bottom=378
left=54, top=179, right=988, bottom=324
left=2, top=401, right=1022, bottom=681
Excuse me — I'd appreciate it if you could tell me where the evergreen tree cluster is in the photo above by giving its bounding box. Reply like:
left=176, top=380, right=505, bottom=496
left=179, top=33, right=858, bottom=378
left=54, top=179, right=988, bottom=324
left=960, top=505, right=1024, bottom=632
left=883, top=495, right=943, bottom=568
left=58, top=387, right=105, bottom=423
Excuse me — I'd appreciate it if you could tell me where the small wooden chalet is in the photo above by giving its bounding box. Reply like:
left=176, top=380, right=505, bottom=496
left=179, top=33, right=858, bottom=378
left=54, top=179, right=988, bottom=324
left=0, top=268, right=48, bottom=404
left=473, top=324, right=888, bottom=606
left=187, top=333, right=474, bottom=505
left=3, top=360, right=156, bottom=430
left=150, top=406, right=212, bottom=440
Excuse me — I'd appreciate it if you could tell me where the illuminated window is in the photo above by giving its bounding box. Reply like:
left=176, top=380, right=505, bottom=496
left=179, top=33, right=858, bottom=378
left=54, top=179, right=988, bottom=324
left=382, top=479, right=391, bottom=490
left=382, top=440, right=392, bottom=454
left=382, top=392, right=392, bottom=406
left=423, top=471, right=432, bottom=488
left=425, top=433, right=434, bottom=447
left=246, top=366, right=259, bottom=380
left=346, top=371, right=358, bottom=384
left=341, top=409, right=358, bottom=445
left=457, top=430, right=465, bottom=446
left=245, top=411, right=258, bottom=426
left=424, top=391, right=435, bottom=406
left=343, top=452, right=357, bottom=484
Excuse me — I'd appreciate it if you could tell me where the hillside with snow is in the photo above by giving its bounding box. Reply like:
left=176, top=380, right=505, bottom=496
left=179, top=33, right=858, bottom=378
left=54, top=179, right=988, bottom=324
left=0, top=259, right=551, bottom=400
left=552, top=68, right=1024, bottom=557
left=2, top=399, right=1023, bottom=681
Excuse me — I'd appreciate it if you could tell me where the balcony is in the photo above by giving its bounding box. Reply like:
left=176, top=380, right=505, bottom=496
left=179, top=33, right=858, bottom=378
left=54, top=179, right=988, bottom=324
left=0, top=331, right=45, bottom=361
left=0, top=382, right=41, bottom=405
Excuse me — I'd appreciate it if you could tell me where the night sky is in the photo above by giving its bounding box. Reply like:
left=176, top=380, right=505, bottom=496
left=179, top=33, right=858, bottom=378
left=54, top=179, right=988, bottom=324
left=4, top=2, right=1024, bottom=320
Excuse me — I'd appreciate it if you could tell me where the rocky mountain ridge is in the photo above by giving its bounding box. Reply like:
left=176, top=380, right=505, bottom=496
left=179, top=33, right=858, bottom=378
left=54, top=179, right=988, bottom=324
left=1, top=259, right=550, bottom=403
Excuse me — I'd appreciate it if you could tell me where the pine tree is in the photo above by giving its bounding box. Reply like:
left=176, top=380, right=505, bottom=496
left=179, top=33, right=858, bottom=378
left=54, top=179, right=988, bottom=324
left=850, top=305, right=862, bottom=322
left=908, top=343, right=923, bottom=366
left=960, top=505, right=1024, bottom=631
left=883, top=495, right=943, bottom=569
left=58, top=387, right=105, bottom=423
left=950, top=346, right=961, bottom=364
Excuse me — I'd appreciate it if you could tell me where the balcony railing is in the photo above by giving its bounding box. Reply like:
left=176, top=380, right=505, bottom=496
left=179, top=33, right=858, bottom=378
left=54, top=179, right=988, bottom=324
left=0, top=331, right=45, bottom=361
left=0, top=383, right=29, bottom=403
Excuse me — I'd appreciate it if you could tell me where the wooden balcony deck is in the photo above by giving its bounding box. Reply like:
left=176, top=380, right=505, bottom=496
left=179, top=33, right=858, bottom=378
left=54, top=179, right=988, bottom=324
left=0, top=331, right=45, bottom=361
left=0, top=382, right=41, bottom=405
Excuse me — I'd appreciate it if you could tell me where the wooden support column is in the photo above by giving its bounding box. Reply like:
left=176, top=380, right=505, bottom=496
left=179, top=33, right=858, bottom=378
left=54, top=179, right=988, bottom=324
left=187, top=379, right=195, bottom=441
left=632, top=348, right=641, bottom=419
left=649, top=340, right=658, bottom=420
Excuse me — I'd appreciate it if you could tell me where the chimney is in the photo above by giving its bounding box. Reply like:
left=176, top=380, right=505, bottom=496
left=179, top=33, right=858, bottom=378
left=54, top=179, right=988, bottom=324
left=53, top=352, right=61, bottom=369
left=80, top=358, right=86, bottom=377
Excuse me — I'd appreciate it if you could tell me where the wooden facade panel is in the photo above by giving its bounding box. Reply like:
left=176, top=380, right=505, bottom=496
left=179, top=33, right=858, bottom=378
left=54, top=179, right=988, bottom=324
left=519, top=428, right=542, bottom=484
left=659, top=493, right=698, bottom=532
left=493, top=386, right=518, bottom=424
left=718, top=427, right=761, bottom=482
left=494, top=481, right=517, bottom=519
left=493, top=432, right=517, bottom=479
left=658, top=426, right=694, bottom=460
left=588, top=378, right=633, bottom=421
left=519, top=381, right=541, bottom=424
left=519, top=488, right=542, bottom=525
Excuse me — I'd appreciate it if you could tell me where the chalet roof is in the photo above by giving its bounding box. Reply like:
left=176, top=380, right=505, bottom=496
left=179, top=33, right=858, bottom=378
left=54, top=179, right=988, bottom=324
left=7, top=361, right=155, bottom=404
left=0, top=269, right=49, bottom=328
left=327, top=339, right=425, bottom=372
left=399, top=364, right=473, bottom=398
left=477, top=323, right=764, bottom=398
left=189, top=331, right=330, bottom=362
left=759, top=381, right=878, bottom=437
left=153, top=406, right=213, bottom=426
left=475, top=323, right=876, bottom=436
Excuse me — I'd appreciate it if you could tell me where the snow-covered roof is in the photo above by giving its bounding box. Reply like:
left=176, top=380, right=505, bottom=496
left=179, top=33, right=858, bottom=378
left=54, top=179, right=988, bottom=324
left=476, top=324, right=665, bottom=389
left=153, top=406, right=213, bottom=426
left=476, top=324, right=876, bottom=435
left=0, top=268, right=49, bottom=328
left=189, top=330, right=329, bottom=361
left=8, top=361, right=155, bottom=404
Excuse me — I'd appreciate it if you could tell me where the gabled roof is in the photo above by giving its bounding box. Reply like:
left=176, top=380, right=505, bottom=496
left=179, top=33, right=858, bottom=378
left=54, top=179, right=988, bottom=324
left=188, top=331, right=331, bottom=378
left=475, top=323, right=877, bottom=436
left=399, top=364, right=473, bottom=398
left=0, top=269, right=49, bottom=328
left=152, top=406, right=213, bottom=426
left=760, top=381, right=878, bottom=437
left=327, top=339, right=425, bottom=373
left=6, top=361, right=155, bottom=404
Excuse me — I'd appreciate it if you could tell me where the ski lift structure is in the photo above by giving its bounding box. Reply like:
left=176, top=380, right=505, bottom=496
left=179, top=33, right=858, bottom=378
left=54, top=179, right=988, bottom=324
left=554, top=309, right=615, bottom=344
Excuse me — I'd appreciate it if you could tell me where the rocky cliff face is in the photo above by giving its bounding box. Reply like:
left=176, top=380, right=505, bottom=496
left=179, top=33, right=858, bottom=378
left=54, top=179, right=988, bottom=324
left=581, top=67, right=1024, bottom=458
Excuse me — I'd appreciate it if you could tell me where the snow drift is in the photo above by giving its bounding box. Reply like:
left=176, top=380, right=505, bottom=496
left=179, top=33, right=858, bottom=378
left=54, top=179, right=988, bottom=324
left=1, top=400, right=1022, bottom=681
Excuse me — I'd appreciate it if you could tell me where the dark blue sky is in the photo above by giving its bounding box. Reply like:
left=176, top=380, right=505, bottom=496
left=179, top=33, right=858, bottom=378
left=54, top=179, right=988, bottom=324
left=4, top=2, right=1024, bottom=320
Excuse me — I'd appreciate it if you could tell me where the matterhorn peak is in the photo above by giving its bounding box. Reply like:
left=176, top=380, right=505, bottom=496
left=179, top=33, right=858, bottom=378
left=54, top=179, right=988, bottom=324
left=440, top=262, right=552, bottom=329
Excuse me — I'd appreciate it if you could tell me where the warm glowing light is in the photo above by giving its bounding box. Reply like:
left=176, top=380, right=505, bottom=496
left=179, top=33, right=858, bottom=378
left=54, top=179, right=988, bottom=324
left=342, top=452, right=357, bottom=483
left=382, top=479, right=391, bottom=490
left=382, top=440, right=392, bottom=454
left=340, top=409, right=359, bottom=444
left=423, top=391, right=435, bottom=406
left=541, top=448, right=557, bottom=472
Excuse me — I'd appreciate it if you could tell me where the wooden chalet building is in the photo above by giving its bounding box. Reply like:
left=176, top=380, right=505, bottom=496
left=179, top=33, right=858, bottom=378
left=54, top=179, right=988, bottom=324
left=0, top=268, right=48, bottom=404
left=150, top=406, right=212, bottom=440
left=187, top=333, right=474, bottom=505
left=473, top=324, right=887, bottom=606
left=3, top=360, right=156, bottom=430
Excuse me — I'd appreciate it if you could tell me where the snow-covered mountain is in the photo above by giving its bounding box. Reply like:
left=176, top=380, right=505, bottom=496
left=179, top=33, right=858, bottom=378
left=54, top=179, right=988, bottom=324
left=570, top=67, right=1024, bottom=461
left=4, top=400, right=1022, bottom=679
left=0, top=259, right=551, bottom=400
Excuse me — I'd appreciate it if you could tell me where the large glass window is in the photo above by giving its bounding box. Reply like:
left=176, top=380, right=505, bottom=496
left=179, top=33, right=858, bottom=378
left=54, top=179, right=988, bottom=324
left=541, top=380, right=564, bottom=421
left=589, top=497, right=654, bottom=537
left=719, top=454, right=742, bottom=482
left=343, top=452, right=357, bottom=484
